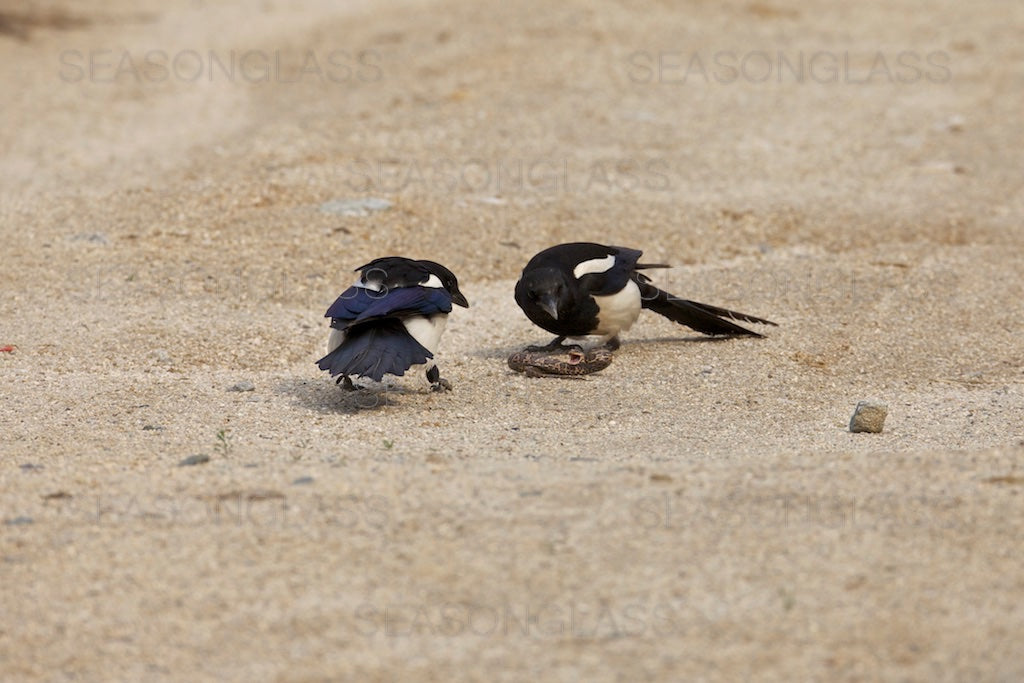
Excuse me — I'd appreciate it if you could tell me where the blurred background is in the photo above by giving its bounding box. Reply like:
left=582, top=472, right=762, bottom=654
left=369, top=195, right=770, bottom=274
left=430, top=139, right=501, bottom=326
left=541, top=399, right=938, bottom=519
left=2, top=1, right=1020, bottom=277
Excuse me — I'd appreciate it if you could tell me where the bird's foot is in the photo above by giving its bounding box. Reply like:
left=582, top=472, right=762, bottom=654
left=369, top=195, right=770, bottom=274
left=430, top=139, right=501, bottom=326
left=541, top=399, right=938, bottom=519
left=337, top=375, right=358, bottom=391
left=525, top=336, right=568, bottom=353
left=602, top=336, right=621, bottom=351
left=426, top=366, right=451, bottom=392
left=430, top=378, right=453, bottom=392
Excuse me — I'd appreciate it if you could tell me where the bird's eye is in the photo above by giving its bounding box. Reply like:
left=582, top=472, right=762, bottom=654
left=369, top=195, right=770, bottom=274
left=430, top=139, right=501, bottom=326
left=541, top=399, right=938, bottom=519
left=528, top=290, right=538, bottom=300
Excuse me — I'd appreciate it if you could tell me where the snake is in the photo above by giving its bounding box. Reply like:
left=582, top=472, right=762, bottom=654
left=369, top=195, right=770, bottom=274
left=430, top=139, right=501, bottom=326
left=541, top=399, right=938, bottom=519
left=507, top=346, right=614, bottom=377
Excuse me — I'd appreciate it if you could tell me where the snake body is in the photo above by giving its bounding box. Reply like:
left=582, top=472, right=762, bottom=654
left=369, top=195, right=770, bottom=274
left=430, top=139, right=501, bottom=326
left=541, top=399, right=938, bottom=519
left=507, top=347, right=614, bottom=377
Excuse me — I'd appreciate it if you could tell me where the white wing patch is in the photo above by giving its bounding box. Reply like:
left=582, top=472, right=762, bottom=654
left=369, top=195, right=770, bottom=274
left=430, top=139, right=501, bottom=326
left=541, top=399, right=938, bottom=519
left=421, top=273, right=443, bottom=288
left=573, top=254, right=616, bottom=280
left=354, top=277, right=383, bottom=292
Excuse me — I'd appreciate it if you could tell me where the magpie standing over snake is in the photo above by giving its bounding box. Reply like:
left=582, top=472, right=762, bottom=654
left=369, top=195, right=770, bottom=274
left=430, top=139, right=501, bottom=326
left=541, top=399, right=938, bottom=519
left=514, top=242, right=776, bottom=351
left=317, top=257, right=468, bottom=391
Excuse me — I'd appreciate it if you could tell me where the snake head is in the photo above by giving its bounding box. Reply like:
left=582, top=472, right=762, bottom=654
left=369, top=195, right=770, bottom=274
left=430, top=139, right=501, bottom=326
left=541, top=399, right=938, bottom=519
left=566, top=349, right=586, bottom=365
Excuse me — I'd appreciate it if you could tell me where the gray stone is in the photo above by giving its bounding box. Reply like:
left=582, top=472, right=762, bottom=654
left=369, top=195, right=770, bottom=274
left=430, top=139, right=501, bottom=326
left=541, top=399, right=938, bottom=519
left=4, top=516, right=34, bottom=526
left=178, top=454, right=210, bottom=467
left=850, top=401, right=888, bottom=433
left=318, top=198, right=392, bottom=217
left=149, top=349, right=172, bottom=364
left=68, top=233, right=109, bottom=245
left=227, top=380, right=255, bottom=392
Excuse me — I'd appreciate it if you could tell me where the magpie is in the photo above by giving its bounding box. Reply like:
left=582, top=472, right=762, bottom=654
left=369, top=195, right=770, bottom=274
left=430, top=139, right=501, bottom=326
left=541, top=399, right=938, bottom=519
left=514, top=242, right=776, bottom=349
left=316, top=257, right=468, bottom=391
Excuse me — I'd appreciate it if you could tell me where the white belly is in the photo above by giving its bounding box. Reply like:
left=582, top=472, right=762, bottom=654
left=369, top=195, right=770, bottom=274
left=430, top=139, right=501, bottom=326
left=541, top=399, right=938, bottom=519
left=327, top=328, right=346, bottom=354
left=591, top=280, right=641, bottom=336
left=403, top=314, right=448, bottom=359
left=328, top=315, right=448, bottom=355
left=325, top=314, right=449, bottom=384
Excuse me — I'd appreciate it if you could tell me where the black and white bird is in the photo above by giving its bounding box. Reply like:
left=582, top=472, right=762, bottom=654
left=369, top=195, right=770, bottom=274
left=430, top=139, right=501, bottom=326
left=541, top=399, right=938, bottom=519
left=515, top=242, right=776, bottom=349
left=316, top=257, right=468, bottom=391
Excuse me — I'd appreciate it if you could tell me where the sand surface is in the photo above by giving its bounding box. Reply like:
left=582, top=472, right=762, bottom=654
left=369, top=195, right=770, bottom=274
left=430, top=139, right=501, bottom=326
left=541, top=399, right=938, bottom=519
left=2, top=1, right=1023, bottom=680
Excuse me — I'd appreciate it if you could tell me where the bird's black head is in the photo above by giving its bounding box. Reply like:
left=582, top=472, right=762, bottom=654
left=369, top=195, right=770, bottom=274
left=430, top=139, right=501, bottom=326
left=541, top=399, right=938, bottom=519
left=516, top=266, right=570, bottom=321
left=418, top=260, right=469, bottom=308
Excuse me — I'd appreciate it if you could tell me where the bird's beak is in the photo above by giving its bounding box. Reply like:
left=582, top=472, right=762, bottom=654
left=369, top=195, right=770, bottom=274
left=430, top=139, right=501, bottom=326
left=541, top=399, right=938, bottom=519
left=452, top=290, right=469, bottom=308
left=539, top=294, right=559, bottom=320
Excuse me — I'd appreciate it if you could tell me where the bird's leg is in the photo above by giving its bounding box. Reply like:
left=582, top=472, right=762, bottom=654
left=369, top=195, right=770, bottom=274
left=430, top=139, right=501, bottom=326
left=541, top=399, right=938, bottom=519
left=525, top=336, right=568, bottom=353
left=426, top=365, right=452, bottom=392
left=602, top=336, right=621, bottom=351
left=337, top=375, right=358, bottom=391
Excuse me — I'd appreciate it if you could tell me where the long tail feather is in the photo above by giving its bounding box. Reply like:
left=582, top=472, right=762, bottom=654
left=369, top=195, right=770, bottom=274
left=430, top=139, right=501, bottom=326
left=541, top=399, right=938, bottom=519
left=636, top=278, right=776, bottom=337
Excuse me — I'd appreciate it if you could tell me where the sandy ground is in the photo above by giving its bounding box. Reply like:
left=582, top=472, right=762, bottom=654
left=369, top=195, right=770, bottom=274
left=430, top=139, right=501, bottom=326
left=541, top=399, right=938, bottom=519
left=2, top=0, right=1023, bottom=680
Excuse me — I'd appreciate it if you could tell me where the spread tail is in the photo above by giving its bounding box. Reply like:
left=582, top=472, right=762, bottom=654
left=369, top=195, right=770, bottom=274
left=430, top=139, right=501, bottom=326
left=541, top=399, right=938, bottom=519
left=316, top=320, right=432, bottom=381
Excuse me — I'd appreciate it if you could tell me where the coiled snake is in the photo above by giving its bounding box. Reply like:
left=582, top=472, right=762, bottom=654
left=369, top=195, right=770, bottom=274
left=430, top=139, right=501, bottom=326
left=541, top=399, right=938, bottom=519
left=507, top=346, right=614, bottom=377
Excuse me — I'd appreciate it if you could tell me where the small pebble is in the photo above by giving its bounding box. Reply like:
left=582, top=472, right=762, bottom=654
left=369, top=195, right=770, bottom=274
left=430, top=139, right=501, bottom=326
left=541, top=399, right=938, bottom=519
left=318, top=198, right=392, bottom=217
left=4, top=516, right=34, bottom=526
left=472, top=196, right=507, bottom=206
left=918, top=160, right=961, bottom=175
left=68, top=232, right=109, bottom=245
left=178, top=454, right=210, bottom=467
left=850, top=401, right=888, bottom=433
left=142, top=424, right=164, bottom=431
left=149, top=349, right=172, bottom=364
left=933, top=114, right=965, bottom=133
left=228, top=380, right=255, bottom=392
left=292, top=476, right=315, bottom=486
